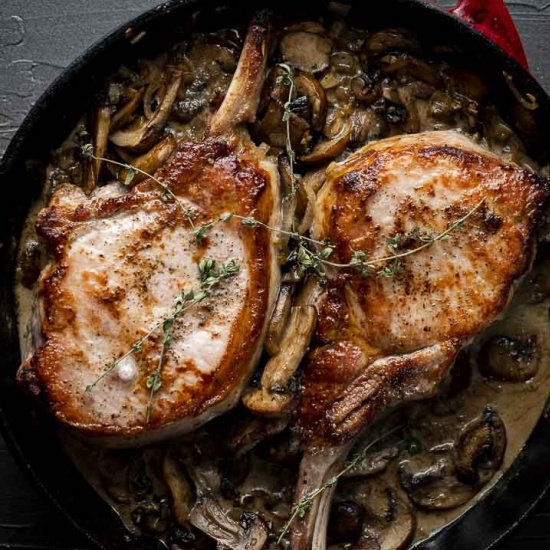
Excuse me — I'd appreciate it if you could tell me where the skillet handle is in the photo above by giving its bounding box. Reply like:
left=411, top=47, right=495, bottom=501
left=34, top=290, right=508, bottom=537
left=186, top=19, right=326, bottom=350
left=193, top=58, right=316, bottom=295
left=448, top=0, right=529, bottom=69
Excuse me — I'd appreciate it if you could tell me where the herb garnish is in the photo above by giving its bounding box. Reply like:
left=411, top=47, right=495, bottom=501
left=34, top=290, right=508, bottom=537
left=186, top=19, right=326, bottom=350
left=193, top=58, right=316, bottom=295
left=81, top=139, right=485, bottom=283
left=85, top=258, right=240, bottom=422
left=276, top=63, right=297, bottom=196
left=194, top=197, right=486, bottom=281
left=81, top=144, right=190, bottom=218
left=277, top=424, right=404, bottom=543
left=78, top=150, right=485, bottom=417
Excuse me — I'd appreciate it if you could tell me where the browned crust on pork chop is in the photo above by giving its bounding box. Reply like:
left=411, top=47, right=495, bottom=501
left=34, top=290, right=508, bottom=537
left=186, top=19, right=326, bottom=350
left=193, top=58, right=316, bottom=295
left=18, top=137, right=278, bottom=439
left=313, top=131, right=547, bottom=354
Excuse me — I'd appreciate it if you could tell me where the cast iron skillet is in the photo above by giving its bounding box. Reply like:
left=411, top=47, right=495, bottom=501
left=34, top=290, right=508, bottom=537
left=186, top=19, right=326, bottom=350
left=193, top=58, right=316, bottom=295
left=1, top=1, right=550, bottom=549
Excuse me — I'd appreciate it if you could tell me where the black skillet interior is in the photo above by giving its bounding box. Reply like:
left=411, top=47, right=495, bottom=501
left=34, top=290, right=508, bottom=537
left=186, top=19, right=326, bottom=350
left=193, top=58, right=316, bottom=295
left=1, top=1, right=550, bottom=549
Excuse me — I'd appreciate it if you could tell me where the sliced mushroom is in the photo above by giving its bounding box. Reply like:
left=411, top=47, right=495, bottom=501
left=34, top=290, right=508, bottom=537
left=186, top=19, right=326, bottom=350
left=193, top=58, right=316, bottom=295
left=323, top=107, right=350, bottom=138
left=444, top=67, right=488, bottom=103
left=242, top=277, right=323, bottom=416
left=351, top=73, right=381, bottom=104
left=224, top=412, right=289, bottom=458
left=395, top=82, right=435, bottom=134
left=242, top=306, right=317, bottom=416
left=189, top=498, right=268, bottom=550
left=114, top=134, right=177, bottom=186
left=265, top=284, right=293, bottom=356
left=110, top=68, right=182, bottom=153
left=220, top=455, right=251, bottom=499
left=217, top=49, right=238, bottom=75
left=91, top=105, right=111, bottom=180
left=256, top=98, right=311, bottom=152
left=182, top=451, right=221, bottom=496
left=379, top=54, right=440, bottom=87
left=131, top=498, right=171, bottom=534
left=294, top=73, right=328, bottom=131
left=400, top=453, right=476, bottom=510
left=275, top=154, right=299, bottom=260
left=163, top=450, right=194, bottom=527
left=429, top=90, right=462, bottom=122
left=82, top=104, right=111, bottom=193
left=365, top=28, right=421, bottom=56
left=256, top=427, right=301, bottom=465
left=479, top=335, right=539, bottom=382
left=110, top=88, right=144, bottom=132
left=342, top=446, right=399, bottom=479
left=286, top=21, right=327, bottom=34
left=350, top=536, right=381, bottom=550
left=331, top=51, right=361, bottom=76
left=144, top=80, right=166, bottom=121
left=370, top=98, right=408, bottom=126
left=328, top=500, right=365, bottom=543
left=280, top=31, right=332, bottom=73
left=296, top=167, right=326, bottom=234
left=455, top=407, right=506, bottom=485
left=352, top=483, right=415, bottom=550
left=299, top=118, right=352, bottom=165
left=183, top=446, right=269, bottom=547
left=350, top=109, right=387, bottom=146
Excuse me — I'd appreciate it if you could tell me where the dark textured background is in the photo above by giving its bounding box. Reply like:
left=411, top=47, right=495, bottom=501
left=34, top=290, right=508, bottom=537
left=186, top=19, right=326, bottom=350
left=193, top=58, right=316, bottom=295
left=0, top=1, right=549, bottom=548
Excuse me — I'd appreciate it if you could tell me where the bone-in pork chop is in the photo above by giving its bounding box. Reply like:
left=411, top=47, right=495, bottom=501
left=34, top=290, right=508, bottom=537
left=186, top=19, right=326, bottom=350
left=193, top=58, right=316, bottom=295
left=17, top=14, right=281, bottom=447
left=290, top=131, right=547, bottom=549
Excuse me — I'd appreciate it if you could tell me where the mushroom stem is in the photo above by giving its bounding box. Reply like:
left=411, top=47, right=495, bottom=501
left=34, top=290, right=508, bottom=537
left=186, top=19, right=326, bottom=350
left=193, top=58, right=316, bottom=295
left=209, top=10, right=271, bottom=136
left=189, top=497, right=268, bottom=550
left=110, top=68, right=182, bottom=153
left=299, top=119, right=352, bottom=165
left=162, top=450, right=194, bottom=527
left=83, top=104, right=111, bottom=194
left=242, top=276, right=323, bottom=416
left=110, top=88, right=143, bottom=132
left=114, top=135, right=177, bottom=185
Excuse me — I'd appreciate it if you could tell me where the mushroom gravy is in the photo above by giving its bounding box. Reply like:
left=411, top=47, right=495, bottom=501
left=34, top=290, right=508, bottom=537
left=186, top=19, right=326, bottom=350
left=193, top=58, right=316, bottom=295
left=15, top=9, right=550, bottom=550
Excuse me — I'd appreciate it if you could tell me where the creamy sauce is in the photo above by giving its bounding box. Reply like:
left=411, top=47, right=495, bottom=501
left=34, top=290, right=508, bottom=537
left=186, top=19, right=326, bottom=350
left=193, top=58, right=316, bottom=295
left=414, top=285, right=550, bottom=540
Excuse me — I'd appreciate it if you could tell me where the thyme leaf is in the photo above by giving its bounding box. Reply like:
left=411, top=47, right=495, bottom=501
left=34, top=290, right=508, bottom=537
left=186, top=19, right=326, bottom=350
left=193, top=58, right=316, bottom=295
left=123, top=168, right=137, bottom=187
left=79, top=151, right=482, bottom=284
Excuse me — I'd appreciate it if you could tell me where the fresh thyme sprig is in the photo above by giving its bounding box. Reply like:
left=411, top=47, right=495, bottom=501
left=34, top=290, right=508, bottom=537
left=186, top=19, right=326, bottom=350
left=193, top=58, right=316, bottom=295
left=277, top=424, right=404, bottom=543
left=85, top=258, right=240, bottom=421
left=320, top=197, right=486, bottom=276
left=194, top=197, right=486, bottom=281
left=80, top=144, right=190, bottom=218
left=84, top=287, right=203, bottom=395
left=81, top=144, right=485, bottom=279
left=144, top=257, right=239, bottom=421
left=276, top=63, right=297, bottom=196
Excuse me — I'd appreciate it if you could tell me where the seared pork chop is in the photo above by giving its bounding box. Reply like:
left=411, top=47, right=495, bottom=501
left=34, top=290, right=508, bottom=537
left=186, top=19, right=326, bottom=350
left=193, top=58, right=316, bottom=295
left=17, top=14, right=281, bottom=446
left=290, top=131, right=547, bottom=549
